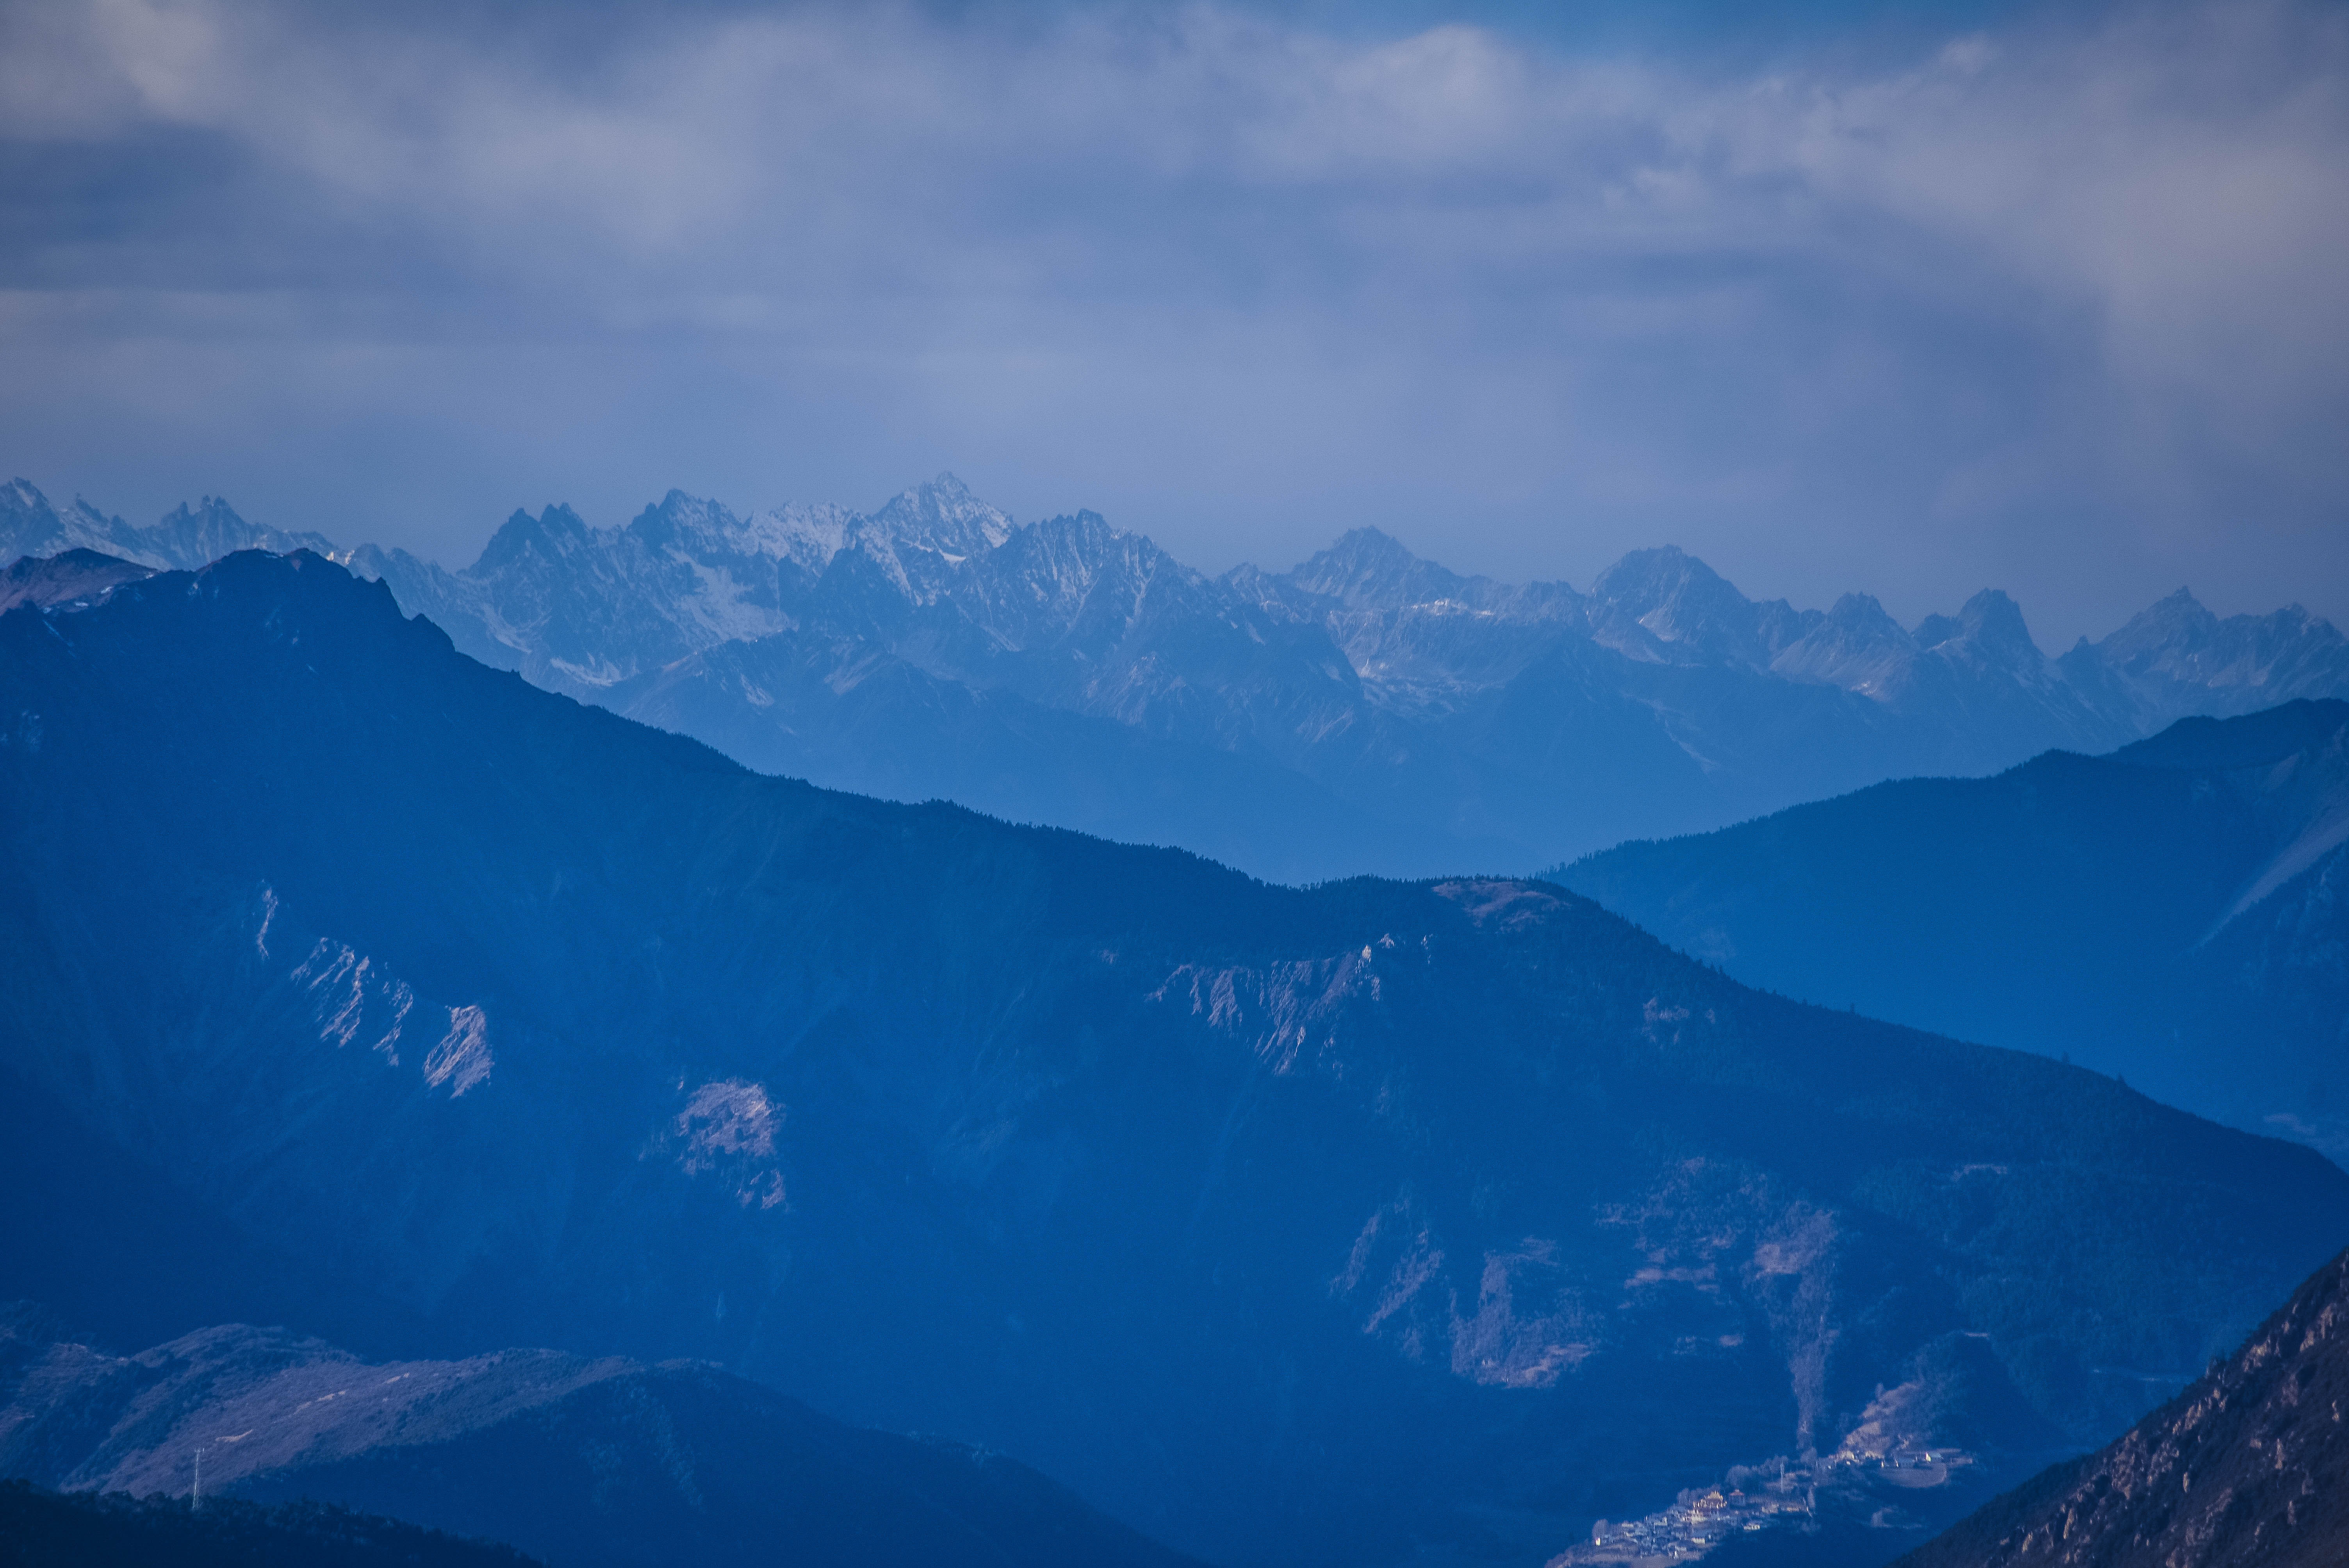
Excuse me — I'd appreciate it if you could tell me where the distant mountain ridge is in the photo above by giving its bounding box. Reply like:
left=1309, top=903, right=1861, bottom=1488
left=1559, top=700, right=2349, bottom=1163
left=0, top=479, right=338, bottom=569
left=6, top=549, right=2349, bottom=1566
left=5, top=474, right=2345, bottom=880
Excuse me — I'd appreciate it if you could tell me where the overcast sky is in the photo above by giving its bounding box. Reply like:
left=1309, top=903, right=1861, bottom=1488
left=3, top=0, right=2344, bottom=643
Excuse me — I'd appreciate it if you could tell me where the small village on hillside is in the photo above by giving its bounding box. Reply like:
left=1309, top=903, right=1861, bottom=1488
left=1553, top=1443, right=1977, bottom=1565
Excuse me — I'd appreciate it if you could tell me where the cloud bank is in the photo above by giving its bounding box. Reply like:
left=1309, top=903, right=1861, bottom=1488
left=2, top=0, right=2344, bottom=640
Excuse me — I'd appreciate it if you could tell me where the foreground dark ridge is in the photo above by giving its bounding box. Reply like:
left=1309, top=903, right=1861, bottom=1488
left=0, top=1309, right=1198, bottom=1568
left=0, top=1479, right=540, bottom=1568
left=4, top=551, right=2347, bottom=1567
left=1559, top=700, right=2349, bottom=1163
left=1893, top=1246, right=2349, bottom=1568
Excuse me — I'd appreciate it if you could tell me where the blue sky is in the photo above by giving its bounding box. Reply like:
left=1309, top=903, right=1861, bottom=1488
left=2, top=0, right=2344, bottom=642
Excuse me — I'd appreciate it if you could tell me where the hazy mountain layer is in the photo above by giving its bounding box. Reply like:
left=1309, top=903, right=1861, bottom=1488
left=4, top=551, right=2347, bottom=1567
left=0, top=480, right=336, bottom=570
left=1891, top=1245, right=2349, bottom=1568
left=0, top=1311, right=1198, bottom=1568
left=1559, top=701, right=2349, bottom=1163
left=6, top=475, right=2344, bottom=881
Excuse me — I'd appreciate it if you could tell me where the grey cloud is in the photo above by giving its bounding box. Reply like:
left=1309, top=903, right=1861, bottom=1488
left=1, top=0, right=2344, bottom=641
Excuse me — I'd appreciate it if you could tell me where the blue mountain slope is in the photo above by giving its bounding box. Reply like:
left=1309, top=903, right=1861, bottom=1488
left=1559, top=701, right=2349, bottom=1162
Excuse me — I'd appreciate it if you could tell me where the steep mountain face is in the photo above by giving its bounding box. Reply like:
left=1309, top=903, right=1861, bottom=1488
left=11, top=476, right=2345, bottom=882
left=1558, top=701, right=2349, bottom=1164
left=5, top=552, right=2348, bottom=1568
left=1891, top=1245, right=2349, bottom=1568
left=0, top=1313, right=1198, bottom=1568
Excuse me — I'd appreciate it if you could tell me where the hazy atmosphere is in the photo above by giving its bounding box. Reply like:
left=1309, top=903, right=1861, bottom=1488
left=9, top=6, right=2349, bottom=1567
left=6, top=0, right=2346, bottom=641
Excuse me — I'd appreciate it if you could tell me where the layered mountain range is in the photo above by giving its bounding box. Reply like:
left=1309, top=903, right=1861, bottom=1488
left=0, top=1309, right=1196, bottom=1568
left=1561, top=701, right=2349, bottom=1164
left=6, top=475, right=2343, bottom=881
left=4, top=549, right=2347, bottom=1566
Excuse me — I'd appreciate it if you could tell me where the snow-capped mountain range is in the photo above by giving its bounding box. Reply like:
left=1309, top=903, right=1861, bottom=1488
left=7, top=472, right=2344, bottom=880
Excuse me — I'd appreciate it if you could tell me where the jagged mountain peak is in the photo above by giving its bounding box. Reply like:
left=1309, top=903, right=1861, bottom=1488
left=1315, top=525, right=1415, bottom=563
left=1914, top=589, right=2044, bottom=668
left=1589, top=546, right=1774, bottom=664
left=1284, top=526, right=1478, bottom=610
left=836, top=473, right=1015, bottom=607
left=1766, top=592, right=1920, bottom=700
left=626, top=487, right=737, bottom=544
left=2098, top=587, right=2216, bottom=656
left=859, top=470, right=1012, bottom=555
left=747, top=499, right=855, bottom=566
left=1003, top=508, right=1180, bottom=584
left=1589, top=543, right=1727, bottom=605
left=157, top=495, right=239, bottom=525
left=2095, top=587, right=2348, bottom=698
left=1, top=480, right=334, bottom=572
left=1959, top=588, right=2033, bottom=641
left=0, top=479, right=64, bottom=555
left=1946, top=590, right=2049, bottom=681
left=1821, top=590, right=1905, bottom=633
left=940, top=508, right=1212, bottom=656
left=471, top=502, right=595, bottom=573
left=0, top=479, right=130, bottom=566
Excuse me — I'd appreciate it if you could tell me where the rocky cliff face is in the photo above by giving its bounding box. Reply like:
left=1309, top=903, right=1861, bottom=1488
left=1893, top=1246, right=2349, bottom=1568
left=8, top=475, right=2344, bottom=883
left=4, top=550, right=2347, bottom=1567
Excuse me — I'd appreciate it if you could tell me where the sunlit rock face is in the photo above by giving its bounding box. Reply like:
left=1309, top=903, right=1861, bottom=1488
left=4, top=549, right=2347, bottom=1568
